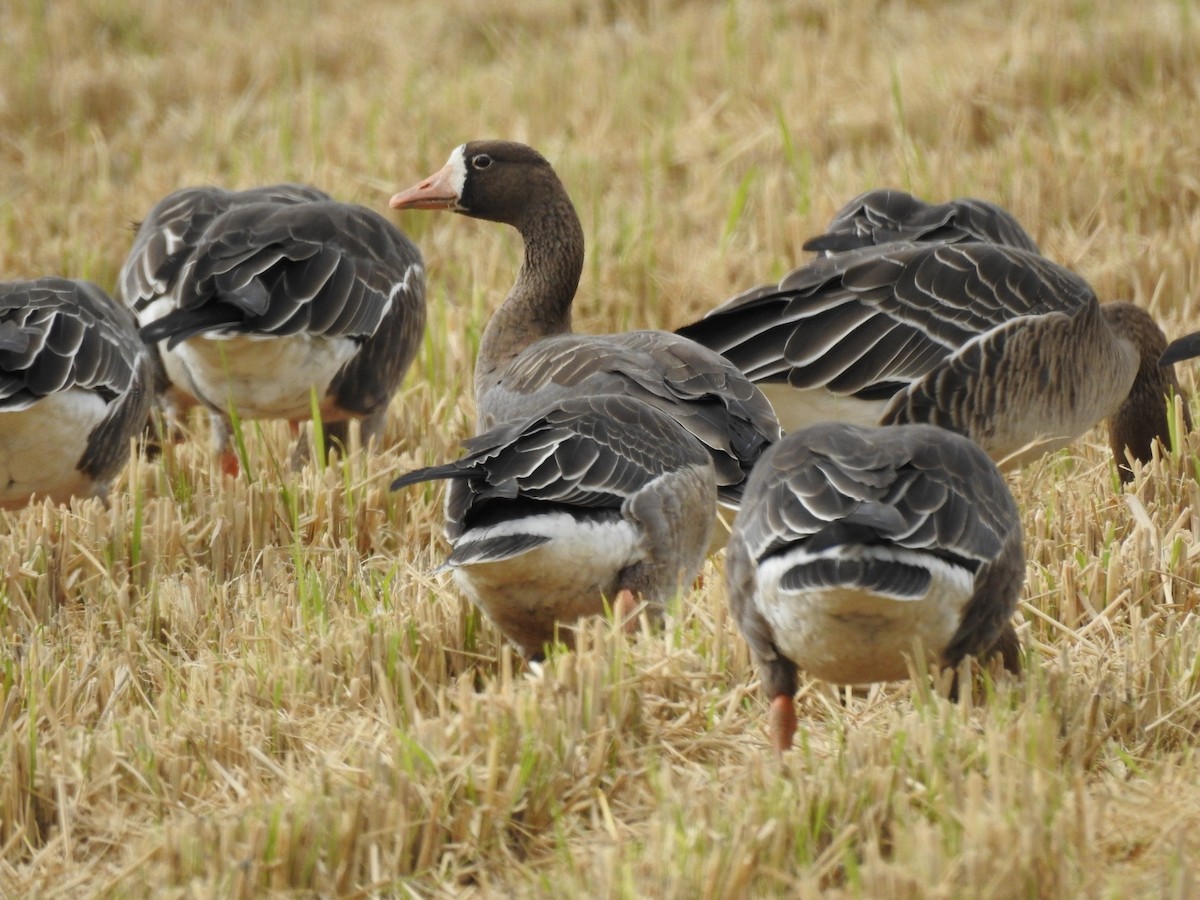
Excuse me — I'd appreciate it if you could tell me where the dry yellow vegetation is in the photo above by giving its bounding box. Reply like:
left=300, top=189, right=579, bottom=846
left=3, top=0, right=1200, bottom=896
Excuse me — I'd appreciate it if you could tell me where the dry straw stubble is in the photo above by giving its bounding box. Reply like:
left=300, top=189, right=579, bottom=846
left=3, top=0, right=1200, bottom=896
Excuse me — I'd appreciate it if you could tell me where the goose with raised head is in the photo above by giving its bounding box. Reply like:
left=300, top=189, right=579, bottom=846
left=726, top=421, right=1024, bottom=756
left=389, top=141, right=780, bottom=512
left=802, top=189, right=1039, bottom=255
left=393, top=393, right=716, bottom=659
left=126, top=186, right=426, bottom=473
left=677, top=241, right=1189, bottom=479
left=0, top=277, right=153, bottom=508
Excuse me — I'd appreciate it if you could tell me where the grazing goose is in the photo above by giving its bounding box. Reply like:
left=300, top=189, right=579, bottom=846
left=119, top=185, right=331, bottom=428
left=389, top=141, right=780, bottom=512
left=802, top=189, right=1040, bottom=255
left=726, top=422, right=1024, bottom=755
left=0, top=278, right=153, bottom=508
left=677, top=241, right=1189, bottom=479
left=125, top=186, right=426, bottom=473
left=393, top=394, right=716, bottom=658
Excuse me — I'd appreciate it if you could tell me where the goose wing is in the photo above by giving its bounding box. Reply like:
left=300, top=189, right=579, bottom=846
left=677, top=242, right=1096, bottom=401
left=736, top=422, right=1018, bottom=563
left=139, top=201, right=422, bottom=348
left=802, top=189, right=1039, bottom=254
left=393, top=393, right=713, bottom=539
left=488, top=330, right=780, bottom=497
left=118, top=184, right=330, bottom=311
left=0, top=278, right=145, bottom=410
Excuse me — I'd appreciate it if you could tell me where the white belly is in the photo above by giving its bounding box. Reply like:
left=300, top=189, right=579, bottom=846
left=759, top=383, right=888, bottom=435
left=0, top=391, right=109, bottom=507
left=453, top=513, right=642, bottom=605
left=451, top=513, right=645, bottom=652
left=162, top=332, right=357, bottom=421
left=756, top=547, right=976, bottom=684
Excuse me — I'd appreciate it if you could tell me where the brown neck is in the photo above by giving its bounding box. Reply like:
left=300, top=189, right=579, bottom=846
left=1107, top=360, right=1190, bottom=482
left=1102, top=302, right=1193, bottom=481
left=475, top=193, right=584, bottom=397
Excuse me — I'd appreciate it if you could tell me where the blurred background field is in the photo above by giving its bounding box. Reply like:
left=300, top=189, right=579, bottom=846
left=3, top=0, right=1200, bottom=896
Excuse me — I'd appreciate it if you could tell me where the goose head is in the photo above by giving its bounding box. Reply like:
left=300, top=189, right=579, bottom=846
left=388, top=141, right=585, bottom=370
left=1105, top=301, right=1192, bottom=482
left=390, top=141, right=568, bottom=231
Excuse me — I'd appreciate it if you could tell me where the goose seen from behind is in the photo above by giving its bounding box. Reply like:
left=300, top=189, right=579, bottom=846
left=678, top=240, right=1189, bottom=479
left=393, top=394, right=716, bottom=659
left=389, top=141, right=780, bottom=514
left=119, top=184, right=329, bottom=437
left=726, top=421, right=1025, bottom=756
left=124, top=185, right=427, bottom=474
left=0, top=277, right=153, bottom=508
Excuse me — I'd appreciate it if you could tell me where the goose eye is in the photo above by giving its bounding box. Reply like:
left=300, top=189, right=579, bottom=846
left=471, top=154, right=493, bottom=170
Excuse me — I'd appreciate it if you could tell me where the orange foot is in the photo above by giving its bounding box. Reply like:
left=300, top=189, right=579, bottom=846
left=769, top=694, right=797, bottom=759
left=219, top=448, right=241, bottom=478
left=613, top=589, right=639, bottom=634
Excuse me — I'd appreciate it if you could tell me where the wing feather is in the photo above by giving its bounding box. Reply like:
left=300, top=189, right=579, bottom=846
left=393, top=395, right=715, bottom=537
left=0, top=278, right=145, bottom=409
left=736, top=422, right=1018, bottom=566
left=679, top=242, right=1097, bottom=401
left=138, top=201, right=420, bottom=348
left=118, top=184, right=331, bottom=311
left=484, top=330, right=779, bottom=500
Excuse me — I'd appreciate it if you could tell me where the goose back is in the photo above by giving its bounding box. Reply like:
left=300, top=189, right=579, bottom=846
left=0, top=278, right=152, bottom=506
left=726, top=422, right=1024, bottom=748
left=393, top=394, right=717, bottom=657
left=479, top=329, right=778, bottom=498
left=802, top=189, right=1039, bottom=255
left=119, top=184, right=332, bottom=313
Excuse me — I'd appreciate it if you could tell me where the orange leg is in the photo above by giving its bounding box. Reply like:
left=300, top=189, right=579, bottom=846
left=769, top=694, right=797, bottom=758
left=613, top=589, right=639, bottom=634
left=219, top=448, right=241, bottom=478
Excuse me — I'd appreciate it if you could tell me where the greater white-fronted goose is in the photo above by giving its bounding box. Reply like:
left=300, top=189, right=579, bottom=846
left=389, top=141, right=780, bottom=512
left=392, top=393, right=716, bottom=658
left=678, top=241, right=1190, bottom=479
left=124, top=186, right=426, bottom=473
left=726, top=421, right=1024, bottom=755
left=0, top=277, right=153, bottom=507
left=119, top=185, right=330, bottom=430
left=802, top=189, right=1040, bottom=255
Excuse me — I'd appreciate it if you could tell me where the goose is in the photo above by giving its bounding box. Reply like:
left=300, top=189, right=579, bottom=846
left=124, top=186, right=426, bottom=474
left=725, top=421, right=1024, bottom=755
left=392, top=393, right=716, bottom=658
left=389, top=141, right=780, bottom=514
left=802, top=189, right=1040, bottom=255
left=677, top=240, right=1190, bottom=479
left=0, top=277, right=153, bottom=508
left=119, top=185, right=330, bottom=431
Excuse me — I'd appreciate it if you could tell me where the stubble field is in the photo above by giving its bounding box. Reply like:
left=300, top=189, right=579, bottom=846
left=3, top=0, right=1200, bottom=896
